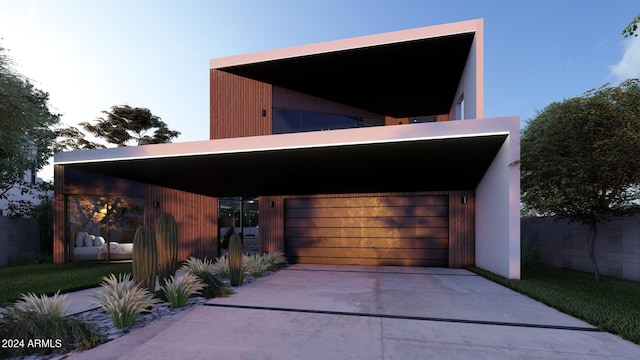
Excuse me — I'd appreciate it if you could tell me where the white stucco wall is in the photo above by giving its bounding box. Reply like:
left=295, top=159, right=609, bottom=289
left=450, top=19, right=483, bottom=120
left=475, top=133, right=521, bottom=279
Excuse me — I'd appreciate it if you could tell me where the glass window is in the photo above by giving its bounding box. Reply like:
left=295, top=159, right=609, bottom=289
left=332, top=115, right=360, bottom=129
left=67, top=195, right=144, bottom=262
left=301, top=112, right=330, bottom=132
left=410, top=117, right=436, bottom=124
left=272, top=108, right=384, bottom=134
left=272, top=109, right=300, bottom=134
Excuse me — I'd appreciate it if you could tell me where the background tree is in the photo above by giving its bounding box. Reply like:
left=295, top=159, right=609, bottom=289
left=622, top=13, right=640, bottom=37
left=0, top=45, right=59, bottom=213
left=521, top=79, right=640, bottom=282
left=78, top=105, right=180, bottom=147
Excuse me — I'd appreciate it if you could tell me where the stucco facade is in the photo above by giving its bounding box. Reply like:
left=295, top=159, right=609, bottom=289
left=53, top=19, right=521, bottom=278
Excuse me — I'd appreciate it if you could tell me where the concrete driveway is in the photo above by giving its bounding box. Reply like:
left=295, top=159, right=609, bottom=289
left=76, top=264, right=640, bottom=359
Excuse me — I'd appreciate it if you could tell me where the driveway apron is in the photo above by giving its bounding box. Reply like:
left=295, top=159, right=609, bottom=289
left=74, top=264, right=640, bottom=359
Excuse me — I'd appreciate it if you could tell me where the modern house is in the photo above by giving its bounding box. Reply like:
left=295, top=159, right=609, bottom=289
left=53, top=18, right=521, bottom=279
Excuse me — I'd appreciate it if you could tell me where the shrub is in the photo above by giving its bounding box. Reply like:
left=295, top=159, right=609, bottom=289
left=244, top=251, right=288, bottom=275
left=259, top=250, right=288, bottom=271
left=161, top=273, right=205, bottom=307
left=191, top=269, right=234, bottom=298
left=213, top=251, right=289, bottom=283
left=91, top=273, right=159, bottom=328
left=212, top=255, right=230, bottom=278
left=180, top=257, right=233, bottom=298
left=243, top=253, right=262, bottom=277
left=13, top=290, right=70, bottom=316
left=0, top=310, right=104, bottom=358
left=179, top=256, right=214, bottom=274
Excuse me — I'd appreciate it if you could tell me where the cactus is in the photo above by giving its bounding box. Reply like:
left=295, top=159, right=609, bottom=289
left=228, top=233, right=243, bottom=286
left=132, top=225, right=157, bottom=293
left=157, top=213, right=178, bottom=287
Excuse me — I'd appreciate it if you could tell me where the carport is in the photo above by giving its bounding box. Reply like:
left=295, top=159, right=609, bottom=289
left=54, top=116, right=520, bottom=278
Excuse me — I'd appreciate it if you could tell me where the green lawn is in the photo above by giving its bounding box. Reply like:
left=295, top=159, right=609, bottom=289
left=0, top=263, right=132, bottom=306
left=469, top=266, right=640, bottom=345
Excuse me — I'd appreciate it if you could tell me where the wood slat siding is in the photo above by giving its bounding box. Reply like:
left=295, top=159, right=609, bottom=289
left=53, top=165, right=66, bottom=264
left=210, top=70, right=272, bottom=139
left=448, top=190, right=475, bottom=268
left=284, top=194, right=450, bottom=267
left=146, top=186, right=218, bottom=261
left=259, top=195, right=285, bottom=253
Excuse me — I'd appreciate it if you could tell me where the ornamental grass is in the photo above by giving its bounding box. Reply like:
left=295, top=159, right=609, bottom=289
left=212, top=251, right=288, bottom=282
left=179, top=256, right=215, bottom=274
left=91, top=273, right=159, bottom=328
left=0, top=310, right=104, bottom=358
left=13, top=290, right=70, bottom=317
left=161, top=273, right=206, bottom=307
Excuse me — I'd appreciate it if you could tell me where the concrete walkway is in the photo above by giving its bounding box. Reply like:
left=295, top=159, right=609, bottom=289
left=72, top=264, right=640, bottom=359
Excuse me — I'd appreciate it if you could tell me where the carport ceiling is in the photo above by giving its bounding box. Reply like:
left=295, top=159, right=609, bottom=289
left=217, top=33, right=475, bottom=118
left=62, top=133, right=507, bottom=197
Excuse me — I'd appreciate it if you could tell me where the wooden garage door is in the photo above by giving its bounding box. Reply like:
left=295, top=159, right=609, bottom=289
left=284, top=195, right=449, bottom=266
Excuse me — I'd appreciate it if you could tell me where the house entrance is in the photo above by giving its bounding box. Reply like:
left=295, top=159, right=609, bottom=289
left=218, top=197, right=259, bottom=253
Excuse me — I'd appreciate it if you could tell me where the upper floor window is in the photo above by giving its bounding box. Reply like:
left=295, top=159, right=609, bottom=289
left=272, top=108, right=384, bottom=134
left=409, top=116, right=436, bottom=124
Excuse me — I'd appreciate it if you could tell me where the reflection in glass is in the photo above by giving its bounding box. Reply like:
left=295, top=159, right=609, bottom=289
left=301, top=112, right=329, bottom=132
left=218, top=197, right=259, bottom=254
left=332, top=115, right=360, bottom=129
left=272, top=109, right=300, bottom=134
left=67, top=195, right=144, bottom=262
left=272, top=108, right=384, bottom=134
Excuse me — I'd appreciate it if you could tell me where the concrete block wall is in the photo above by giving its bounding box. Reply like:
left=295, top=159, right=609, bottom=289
left=521, top=215, right=640, bottom=282
left=0, top=216, right=40, bottom=266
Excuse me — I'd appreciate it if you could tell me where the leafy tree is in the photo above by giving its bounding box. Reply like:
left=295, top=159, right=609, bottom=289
left=53, top=125, right=105, bottom=151
left=521, top=79, right=640, bottom=282
left=0, top=45, right=60, bottom=214
left=622, top=14, right=640, bottom=37
left=78, top=105, right=180, bottom=147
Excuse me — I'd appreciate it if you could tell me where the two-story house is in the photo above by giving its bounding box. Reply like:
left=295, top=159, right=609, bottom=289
left=53, top=19, right=521, bottom=279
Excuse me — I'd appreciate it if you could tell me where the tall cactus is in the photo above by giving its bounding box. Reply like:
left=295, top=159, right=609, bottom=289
left=228, top=233, right=243, bottom=286
left=132, top=225, right=157, bottom=293
left=157, top=213, right=178, bottom=287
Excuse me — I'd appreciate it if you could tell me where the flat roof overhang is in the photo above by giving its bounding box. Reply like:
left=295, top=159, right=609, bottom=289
left=54, top=118, right=518, bottom=197
left=211, top=20, right=482, bottom=118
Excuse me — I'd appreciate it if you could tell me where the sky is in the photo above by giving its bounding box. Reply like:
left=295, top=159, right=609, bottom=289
left=1, top=0, right=639, bottom=181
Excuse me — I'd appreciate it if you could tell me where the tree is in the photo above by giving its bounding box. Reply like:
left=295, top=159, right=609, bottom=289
left=622, top=14, right=640, bottom=37
left=521, top=79, right=640, bottom=282
left=0, top=45, right=60, bottom=213
left=78, top=105, right=180, bottom=147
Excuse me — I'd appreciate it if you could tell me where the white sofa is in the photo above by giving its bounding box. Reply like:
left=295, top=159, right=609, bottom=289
left=73, top=232, right=133, bottom=261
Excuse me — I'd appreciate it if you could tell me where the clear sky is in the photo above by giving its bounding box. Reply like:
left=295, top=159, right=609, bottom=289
left=1, top=1, right=638, bottom=180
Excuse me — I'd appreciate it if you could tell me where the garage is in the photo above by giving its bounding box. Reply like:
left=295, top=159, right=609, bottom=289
left=284, top=195, right=449, bottom=266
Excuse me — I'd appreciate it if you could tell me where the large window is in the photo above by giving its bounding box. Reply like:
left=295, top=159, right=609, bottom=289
left=67, top=195, right=144, bottom=262
left=272, top=108, right=384, bottom=134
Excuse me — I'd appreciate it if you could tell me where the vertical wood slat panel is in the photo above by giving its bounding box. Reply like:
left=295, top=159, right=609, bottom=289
left=210, top=69, right=272, bottom=139
left=259, top=196, right=284, bottom=253
left=146, top=185, right=218, bottom=261
left=53, top=165, right=66, bottom=264
left=448, top=190, right=475, bottom=267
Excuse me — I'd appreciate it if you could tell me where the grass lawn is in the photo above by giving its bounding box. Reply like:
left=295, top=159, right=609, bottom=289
left=0, top=263, right=132, bottom=306
left=469, top=266, right=640, bottom=345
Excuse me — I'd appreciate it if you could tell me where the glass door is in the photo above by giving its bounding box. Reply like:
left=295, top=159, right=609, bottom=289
left=218, top=197, right=259, bottom=254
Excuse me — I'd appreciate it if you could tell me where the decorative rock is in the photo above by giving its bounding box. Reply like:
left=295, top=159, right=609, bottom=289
left=8, top=268, right=282, bottom=359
